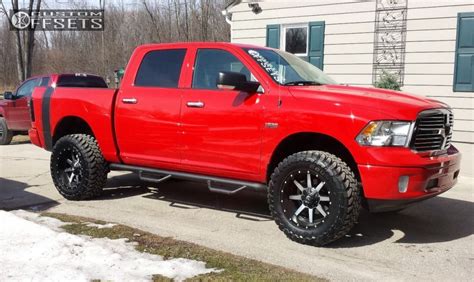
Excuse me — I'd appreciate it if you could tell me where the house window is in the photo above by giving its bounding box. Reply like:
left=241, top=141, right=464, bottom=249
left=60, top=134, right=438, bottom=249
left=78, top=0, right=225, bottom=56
left=266, top=22, right=325, bottom=70
left=453, top=12, right=474, bottom=92
left=283, top=25, right=308, bottom=56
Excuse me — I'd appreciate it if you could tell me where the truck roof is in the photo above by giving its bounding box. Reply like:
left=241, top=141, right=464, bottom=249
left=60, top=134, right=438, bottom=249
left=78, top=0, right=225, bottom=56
left=26, top=73, right=104, bottom=81
left=134, top=42, right=271, bottom=51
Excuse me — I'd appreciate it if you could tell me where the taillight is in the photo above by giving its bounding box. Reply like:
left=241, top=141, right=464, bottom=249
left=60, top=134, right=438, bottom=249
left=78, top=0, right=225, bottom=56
left=28, top=98, right=35, bottom=122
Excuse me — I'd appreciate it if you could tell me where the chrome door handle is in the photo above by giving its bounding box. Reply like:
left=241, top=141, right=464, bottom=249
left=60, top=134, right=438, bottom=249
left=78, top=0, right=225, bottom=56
left=122, top=98, right=137, bottom=104
left=186, top=101, right=204, bottom=108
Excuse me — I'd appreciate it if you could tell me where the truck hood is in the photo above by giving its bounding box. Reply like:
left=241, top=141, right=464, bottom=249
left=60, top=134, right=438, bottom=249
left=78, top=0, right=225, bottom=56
left=288, top=84, right=448, bottom=120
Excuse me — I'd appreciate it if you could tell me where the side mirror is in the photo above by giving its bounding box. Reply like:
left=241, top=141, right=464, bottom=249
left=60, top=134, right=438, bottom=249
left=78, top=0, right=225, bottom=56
left=3, top=91, right=13, bottom=100
left=217, top=71, right=261, bottom=93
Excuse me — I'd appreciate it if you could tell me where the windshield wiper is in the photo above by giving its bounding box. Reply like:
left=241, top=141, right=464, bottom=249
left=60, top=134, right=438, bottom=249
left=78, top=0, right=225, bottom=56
left=283, top=81, right=323, bottom=86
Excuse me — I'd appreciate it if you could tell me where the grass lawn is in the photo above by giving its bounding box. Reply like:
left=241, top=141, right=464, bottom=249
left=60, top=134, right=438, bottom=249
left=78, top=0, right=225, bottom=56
left=43, top=212, right=324, bottom=281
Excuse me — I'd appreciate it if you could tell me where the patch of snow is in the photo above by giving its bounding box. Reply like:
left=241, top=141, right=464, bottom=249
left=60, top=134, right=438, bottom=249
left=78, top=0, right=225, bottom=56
left=0, top=210, right=218, bottom=281
left=11, top=209, right=66, bottom=231
left=84, top=222, right=118, bottom=229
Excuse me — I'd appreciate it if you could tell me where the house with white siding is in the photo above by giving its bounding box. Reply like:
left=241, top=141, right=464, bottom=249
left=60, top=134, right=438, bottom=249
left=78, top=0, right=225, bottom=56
left=224, top=0, right=474, bottom=177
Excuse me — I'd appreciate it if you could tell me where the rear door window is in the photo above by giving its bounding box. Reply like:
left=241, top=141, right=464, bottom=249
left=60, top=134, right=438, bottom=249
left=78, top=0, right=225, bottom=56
left=135, top=49, right=187, bottom=88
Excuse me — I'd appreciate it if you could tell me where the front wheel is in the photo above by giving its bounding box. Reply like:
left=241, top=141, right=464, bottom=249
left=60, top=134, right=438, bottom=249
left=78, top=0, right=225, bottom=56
left=0, top=117, right=13, bottom=145
left=51, top=134, right=108, bottom=200
left=268, top=151, right=361, bottom=246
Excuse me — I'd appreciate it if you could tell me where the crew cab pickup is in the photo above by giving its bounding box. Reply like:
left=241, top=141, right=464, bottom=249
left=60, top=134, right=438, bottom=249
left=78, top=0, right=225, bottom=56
left=29, top=42, right=461, bottom=245
left=0, top=74, right=107, bottom=145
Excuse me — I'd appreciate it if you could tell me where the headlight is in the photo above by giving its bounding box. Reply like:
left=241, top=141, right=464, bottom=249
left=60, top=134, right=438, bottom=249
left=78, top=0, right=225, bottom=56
left=356, top=121, right=413, bottom=147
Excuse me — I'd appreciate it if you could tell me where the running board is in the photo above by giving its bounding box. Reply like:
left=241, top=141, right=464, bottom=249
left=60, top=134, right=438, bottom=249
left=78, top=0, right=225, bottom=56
left=138, top=171, right=172, bottom=184
left=207, top=180, right=248, bottom=195
left=109, top=163, right=267, bottom=194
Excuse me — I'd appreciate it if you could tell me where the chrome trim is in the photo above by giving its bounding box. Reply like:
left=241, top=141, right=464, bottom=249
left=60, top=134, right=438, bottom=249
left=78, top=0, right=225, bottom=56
left=265, top=122, right=279, bottom=129
left=405, top=122, right=416, bottom=147
left=186, top=101, right=205, bottom=108
left=411, top=108, right=453, bottom=152
left=122, top=98, right=137, bottom=104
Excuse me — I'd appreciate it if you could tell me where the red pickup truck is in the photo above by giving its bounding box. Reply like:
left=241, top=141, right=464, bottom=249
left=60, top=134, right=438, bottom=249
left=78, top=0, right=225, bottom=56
left=0, top=74, right=107, bottom=145
left=29, top=42, right=461, bottom=245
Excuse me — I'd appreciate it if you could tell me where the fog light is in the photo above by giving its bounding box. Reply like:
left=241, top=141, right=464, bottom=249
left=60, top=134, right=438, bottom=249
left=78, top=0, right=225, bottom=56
left=398, top=176, right=409, bottom=193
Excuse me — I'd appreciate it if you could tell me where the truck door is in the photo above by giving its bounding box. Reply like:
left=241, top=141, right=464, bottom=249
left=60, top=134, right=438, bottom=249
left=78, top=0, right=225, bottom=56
left=114, top=48, right=187, bottom=169
left=8, top=78, right=40, bottom=130
left=180, top=48, right=264, bottom=180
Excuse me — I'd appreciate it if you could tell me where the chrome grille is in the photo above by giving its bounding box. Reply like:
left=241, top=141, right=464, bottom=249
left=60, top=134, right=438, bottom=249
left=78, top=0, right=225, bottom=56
left=411, top=109, right=453, bottom=152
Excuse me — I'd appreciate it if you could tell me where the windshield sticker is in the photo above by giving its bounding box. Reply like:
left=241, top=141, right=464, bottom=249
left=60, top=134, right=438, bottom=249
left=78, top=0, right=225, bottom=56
left=248, top=50, right=279, bottom=81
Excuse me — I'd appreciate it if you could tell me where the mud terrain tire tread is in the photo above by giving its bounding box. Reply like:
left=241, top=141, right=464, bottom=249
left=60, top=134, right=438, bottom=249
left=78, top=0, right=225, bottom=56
left=268, top=150, right=361, bottom=246
left=51, top=134, right=107, bottom=200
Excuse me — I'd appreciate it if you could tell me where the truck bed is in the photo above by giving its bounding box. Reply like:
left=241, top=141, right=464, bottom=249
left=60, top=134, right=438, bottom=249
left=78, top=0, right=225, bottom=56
left=31, top=86, right=120, bottom=162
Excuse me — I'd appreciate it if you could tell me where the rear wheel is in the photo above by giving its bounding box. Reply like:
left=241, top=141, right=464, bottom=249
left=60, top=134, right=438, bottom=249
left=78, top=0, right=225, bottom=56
left=51, top=134, right=108, bottom=200
left=268, top=151, right=361, bottom=246
left=0, top=117, right=13, bottom=145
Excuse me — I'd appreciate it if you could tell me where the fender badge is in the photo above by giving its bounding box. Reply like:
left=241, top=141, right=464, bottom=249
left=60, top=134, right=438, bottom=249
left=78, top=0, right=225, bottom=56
left=265, top=122, right=279, bottom=129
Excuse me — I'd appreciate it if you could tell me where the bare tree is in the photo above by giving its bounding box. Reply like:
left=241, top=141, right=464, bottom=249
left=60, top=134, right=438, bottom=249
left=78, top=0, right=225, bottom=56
left=1, top=0, right=42, bottom=81
left=142, top=0, right=162, bottom=42
left=0, top=0, right=230, bottom=86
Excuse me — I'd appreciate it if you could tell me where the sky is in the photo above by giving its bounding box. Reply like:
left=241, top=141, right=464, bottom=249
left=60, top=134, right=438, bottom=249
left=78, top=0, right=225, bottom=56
left=1, top=0, right=141, bottom=10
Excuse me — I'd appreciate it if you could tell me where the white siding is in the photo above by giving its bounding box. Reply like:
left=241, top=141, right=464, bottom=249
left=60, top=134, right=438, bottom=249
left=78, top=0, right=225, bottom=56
left=231, top=0, right=375, bottom=85
left=403, top=1, right=474, bottom=174
left=230, top=0, right=474, bottom=177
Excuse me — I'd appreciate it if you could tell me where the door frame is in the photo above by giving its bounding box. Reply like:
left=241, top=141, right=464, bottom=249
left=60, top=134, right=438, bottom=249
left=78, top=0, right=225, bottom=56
left=178, top=45, right=269, bottom=180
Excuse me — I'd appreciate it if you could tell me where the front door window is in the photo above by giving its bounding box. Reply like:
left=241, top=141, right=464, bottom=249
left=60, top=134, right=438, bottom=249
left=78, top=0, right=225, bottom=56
left=16, top=78, right=39, bottom=98
left=192, top=49, right=252, bottom=90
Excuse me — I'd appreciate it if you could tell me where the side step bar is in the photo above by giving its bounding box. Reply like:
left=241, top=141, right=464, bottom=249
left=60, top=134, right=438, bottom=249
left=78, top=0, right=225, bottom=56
left=138, top=171, right=172, bottom=184
left=109, top=163, right=267, bottom=194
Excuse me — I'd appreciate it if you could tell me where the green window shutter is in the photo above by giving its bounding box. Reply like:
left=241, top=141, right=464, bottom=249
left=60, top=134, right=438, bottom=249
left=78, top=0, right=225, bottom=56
left=266, top=24, right=280, bottom=48
left=308, top=21, right=325, bottom=70
left=454, top=12, right=474, bottom=92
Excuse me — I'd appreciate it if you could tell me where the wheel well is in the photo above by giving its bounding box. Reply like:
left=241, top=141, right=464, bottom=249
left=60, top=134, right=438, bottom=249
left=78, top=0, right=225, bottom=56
left=52, top=116, right=94, bottom=146
left=266, top=132, right=360, bottom=182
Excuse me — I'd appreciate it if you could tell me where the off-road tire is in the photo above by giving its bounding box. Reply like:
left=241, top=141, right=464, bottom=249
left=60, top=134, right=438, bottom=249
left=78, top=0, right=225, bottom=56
left=0, top=117, right=13, bottom=145
left=268, top=151, right=361, bottom=246
left=51, top=134, right=108, bottom=200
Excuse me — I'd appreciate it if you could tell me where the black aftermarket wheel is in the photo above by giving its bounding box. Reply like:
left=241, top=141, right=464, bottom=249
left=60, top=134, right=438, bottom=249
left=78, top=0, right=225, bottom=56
left=268, top=151, right=361, bottom=246
left=0, top=117, right=13, bottom=145
left=51, top=134, right=108, bottom=200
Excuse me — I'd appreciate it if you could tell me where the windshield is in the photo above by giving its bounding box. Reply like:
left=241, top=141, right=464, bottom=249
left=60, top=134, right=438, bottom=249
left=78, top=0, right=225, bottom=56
left=243, top=48, right=337, bottom=86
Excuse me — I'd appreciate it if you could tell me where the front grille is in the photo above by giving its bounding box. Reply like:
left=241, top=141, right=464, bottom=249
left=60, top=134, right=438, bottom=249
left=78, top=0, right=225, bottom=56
left=411, top=109, right=453, bottom=152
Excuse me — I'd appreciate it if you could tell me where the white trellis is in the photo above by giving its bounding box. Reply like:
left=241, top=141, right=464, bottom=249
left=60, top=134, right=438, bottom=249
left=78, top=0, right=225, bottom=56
left=372, top=0, right=408, bottom=85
